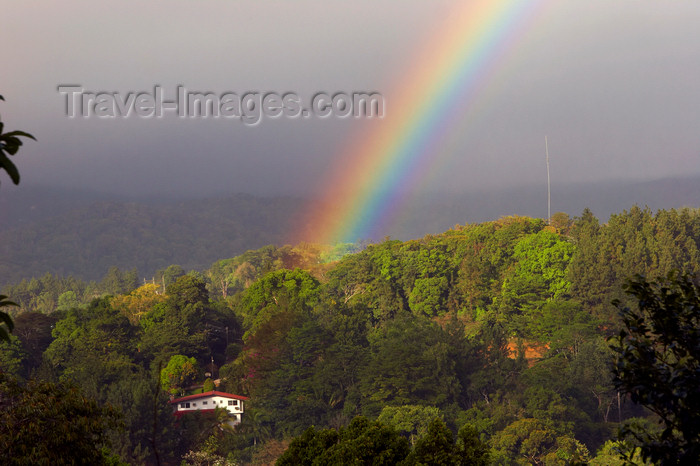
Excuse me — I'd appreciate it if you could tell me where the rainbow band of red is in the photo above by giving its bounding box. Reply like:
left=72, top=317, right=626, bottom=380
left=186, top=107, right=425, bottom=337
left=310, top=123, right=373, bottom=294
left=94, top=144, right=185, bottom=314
left=296, top=0, right=549, bottom=245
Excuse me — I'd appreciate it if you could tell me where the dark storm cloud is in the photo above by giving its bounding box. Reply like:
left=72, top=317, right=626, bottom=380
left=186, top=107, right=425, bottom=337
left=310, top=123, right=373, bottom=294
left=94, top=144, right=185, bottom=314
left=3, top=0, right=700, bottom=198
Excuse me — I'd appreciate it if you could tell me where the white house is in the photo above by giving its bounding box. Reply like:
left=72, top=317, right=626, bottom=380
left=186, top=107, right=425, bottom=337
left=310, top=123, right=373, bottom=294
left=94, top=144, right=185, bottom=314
left=170, top=391, right=249, bottom=424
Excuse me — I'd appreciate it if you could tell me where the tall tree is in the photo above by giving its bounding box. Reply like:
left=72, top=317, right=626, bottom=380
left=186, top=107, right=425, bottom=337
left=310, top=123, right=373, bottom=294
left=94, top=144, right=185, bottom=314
left=455, top=423, right=490, bottom=466
left=377, top=405, right=443, bottom=446
left=160, top=354, right=199, bottom=395
left=0, top=372, right=120, bottom=464
left=611, top=273, right=700, bottom=464
left=0, top=294, right=17, bottom=342
left=412, top=417, right=457, bottom=465
left=277, top=416, right=410, bottom=465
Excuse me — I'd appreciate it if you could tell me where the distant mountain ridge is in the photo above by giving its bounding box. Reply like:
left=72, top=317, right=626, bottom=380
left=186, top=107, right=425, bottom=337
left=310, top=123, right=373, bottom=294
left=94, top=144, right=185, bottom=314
left=0, top=176, right=698, bottom=284
left=0, top=193, right=302, bottom=284
left=388, top=175, right=700, bottom=239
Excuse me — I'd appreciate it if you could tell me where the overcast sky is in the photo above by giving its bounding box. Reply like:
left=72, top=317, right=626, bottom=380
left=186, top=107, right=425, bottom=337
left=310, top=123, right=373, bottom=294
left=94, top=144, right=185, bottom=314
left=3, top=0, right=700, bottom=199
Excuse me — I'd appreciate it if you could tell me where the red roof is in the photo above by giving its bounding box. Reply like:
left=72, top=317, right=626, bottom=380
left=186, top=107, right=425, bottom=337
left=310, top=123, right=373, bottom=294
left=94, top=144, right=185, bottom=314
left=170, top=390, right=249, bottom=404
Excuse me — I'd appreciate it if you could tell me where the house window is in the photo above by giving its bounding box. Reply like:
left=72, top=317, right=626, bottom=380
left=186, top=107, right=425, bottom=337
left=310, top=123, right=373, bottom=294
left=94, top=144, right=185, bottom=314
left=203, top=401, right=208, bottom=405
left=227, top=400, right=233, bottom=406
left=185, top=403, right=190, bottom=408
left=192, top=403, right=197, bottom=407
left=180, top=403, right=185, bottom=408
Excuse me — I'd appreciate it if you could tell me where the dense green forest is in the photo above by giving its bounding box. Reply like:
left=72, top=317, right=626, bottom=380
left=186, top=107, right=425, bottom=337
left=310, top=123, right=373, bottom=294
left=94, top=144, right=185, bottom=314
left=2, top=206, right=700, bottom=464
left=2, top=175, right=700, bottom=286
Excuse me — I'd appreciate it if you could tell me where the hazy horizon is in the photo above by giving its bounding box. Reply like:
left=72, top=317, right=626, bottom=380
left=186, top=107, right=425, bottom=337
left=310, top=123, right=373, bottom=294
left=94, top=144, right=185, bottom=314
left=3, top=174, right=699, bottom=234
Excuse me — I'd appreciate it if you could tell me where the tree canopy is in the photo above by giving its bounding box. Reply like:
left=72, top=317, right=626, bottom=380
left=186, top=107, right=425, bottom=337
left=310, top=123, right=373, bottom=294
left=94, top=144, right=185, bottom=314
left=611, top=272, right=700, bottom=464
left=2, top=207, right=700, bottom=463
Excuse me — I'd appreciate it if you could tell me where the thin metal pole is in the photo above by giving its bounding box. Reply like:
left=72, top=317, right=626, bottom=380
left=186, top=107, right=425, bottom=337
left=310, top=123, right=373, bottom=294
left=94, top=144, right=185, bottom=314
left=545, top=136, right=551, bottom=224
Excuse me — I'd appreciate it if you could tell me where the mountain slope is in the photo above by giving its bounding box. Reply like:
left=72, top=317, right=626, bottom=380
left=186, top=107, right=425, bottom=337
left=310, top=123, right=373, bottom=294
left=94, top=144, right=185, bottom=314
left=1, top=175, right=698, bottom=284
left=0, top=194, right=302, bottom=284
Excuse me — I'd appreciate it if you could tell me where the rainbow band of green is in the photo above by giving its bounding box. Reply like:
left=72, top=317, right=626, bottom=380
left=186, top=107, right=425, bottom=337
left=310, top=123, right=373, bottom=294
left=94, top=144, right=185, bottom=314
left=297, top=0, right=550, bottom=245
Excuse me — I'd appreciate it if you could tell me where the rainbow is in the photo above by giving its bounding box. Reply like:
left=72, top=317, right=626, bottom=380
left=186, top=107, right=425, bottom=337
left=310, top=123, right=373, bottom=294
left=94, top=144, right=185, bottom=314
left=296, top=0, right=551, bottom=245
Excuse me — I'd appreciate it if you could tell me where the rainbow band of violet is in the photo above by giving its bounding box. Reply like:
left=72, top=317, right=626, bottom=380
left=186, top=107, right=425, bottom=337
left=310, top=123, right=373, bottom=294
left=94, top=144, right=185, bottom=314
left=295, top=0, right=549, bottom=245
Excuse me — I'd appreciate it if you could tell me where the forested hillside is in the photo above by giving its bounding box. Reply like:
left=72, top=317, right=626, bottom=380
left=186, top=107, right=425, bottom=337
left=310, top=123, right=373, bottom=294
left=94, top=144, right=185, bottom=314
left=2, top=206, right=700, bottom=464
left=2, top=176, right=699, bottom=286
left=0, top=194, right=301, bottom=284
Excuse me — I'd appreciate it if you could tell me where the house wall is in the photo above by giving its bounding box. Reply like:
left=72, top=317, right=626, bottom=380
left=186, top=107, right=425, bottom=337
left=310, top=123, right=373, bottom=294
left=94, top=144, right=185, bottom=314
left=175, top=395, right=244, bottom=415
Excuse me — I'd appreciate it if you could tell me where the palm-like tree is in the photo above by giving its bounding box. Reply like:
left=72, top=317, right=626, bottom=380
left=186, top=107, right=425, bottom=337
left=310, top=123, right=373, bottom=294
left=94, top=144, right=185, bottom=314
left=237, top=407, right=271, bottom=446
left=0, top=94, right=36, bottom=342
left=209, top=407, right=237, bottom=436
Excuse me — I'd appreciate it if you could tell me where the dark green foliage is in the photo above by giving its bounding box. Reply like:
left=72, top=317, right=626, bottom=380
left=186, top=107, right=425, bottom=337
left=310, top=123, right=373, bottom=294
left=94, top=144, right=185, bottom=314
left=611, top=273, right=700, bottom=464
left=566, top=339, right=617, bottom=422
left=103, top=369, right=178, bottom=465
left=0, top=372, right=121, bottom=465
left=99, top=267, right=139, bottom=296
left=277, top=416, right=410, bottom=466
left=0, top=294, right=16, bottom=342
left=569, top=207, right=700, bottom=322
left=206, top=244, right=324, bottom=299
left=223, top=269, right=329, bottom=436
left=1, top=270, right=132, bottom=315
left=275, top=426, right=340, bottom=465
left=360, top=315, right=466, bottom=414
left=535, top=300, right=598, bottom=353
left=491, top=418, right=590, bottom=464
left=155, top=264, right=185, bottom=288
left=278, top=416, right=491, bottom=466
left=175, top=407, right=241, bottom=460
left=412, top=417, right=457, bottom=465
left=44, top=297, right=139, bottom=399
left=140, top=274, right=238, bottom=366
left=3, top=207, right=700, bottom=464
left=0, top=94, right=36, bottom=187
left=455, top=423, right=490, bottom=466
left=325, top=416, right=411, bottom=465
left=377, top=405, right=444, bottom=446
left=0, top=335, right=26, bottom=377
left=467, top=315, right=524, bottom=406
left=237, top=268, right=320, bottom=334
left=409, top=275, right=449, bottom=317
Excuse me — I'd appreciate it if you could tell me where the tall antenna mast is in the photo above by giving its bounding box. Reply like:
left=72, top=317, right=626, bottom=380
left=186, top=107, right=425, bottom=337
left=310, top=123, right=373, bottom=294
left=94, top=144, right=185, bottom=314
left=545, top=136, right=551, bottom=224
